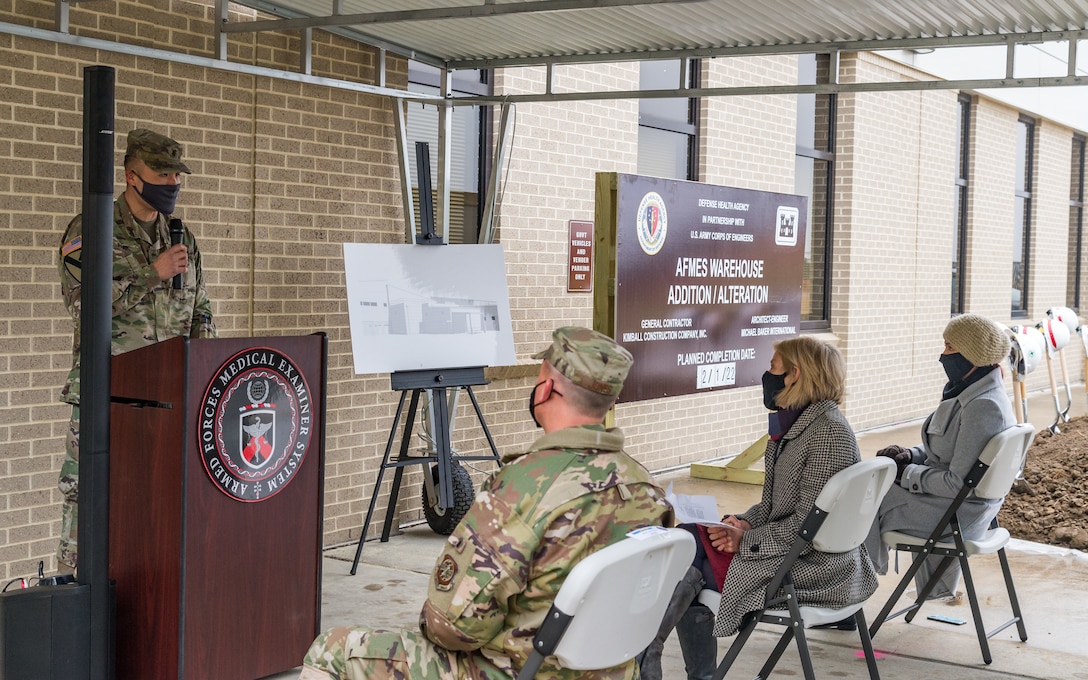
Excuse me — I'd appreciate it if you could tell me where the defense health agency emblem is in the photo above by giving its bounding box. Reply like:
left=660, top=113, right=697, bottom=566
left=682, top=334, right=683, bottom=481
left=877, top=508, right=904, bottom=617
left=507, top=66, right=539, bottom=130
left=200, top=347, right=313, bottom=502
left=636, top=191, right=668, bottom=255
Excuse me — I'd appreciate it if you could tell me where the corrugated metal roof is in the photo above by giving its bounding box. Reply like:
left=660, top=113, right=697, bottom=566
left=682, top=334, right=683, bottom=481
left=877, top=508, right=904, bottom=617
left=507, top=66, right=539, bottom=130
left=228, top=0, right=1088, bottom=69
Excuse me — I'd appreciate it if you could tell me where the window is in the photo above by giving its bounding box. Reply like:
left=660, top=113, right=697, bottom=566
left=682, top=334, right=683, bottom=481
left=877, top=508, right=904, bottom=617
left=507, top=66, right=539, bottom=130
left=637, top=59, right=699, bottom=180
left=952, top=95, right=971, bottom=315
left=406, top=64, right=492, bottom=244
left=1012, top=115, right=1035, bottom=316
left=795, top=54, right=835, bottom=328
left=1069, top=135, right=1086, bottom=310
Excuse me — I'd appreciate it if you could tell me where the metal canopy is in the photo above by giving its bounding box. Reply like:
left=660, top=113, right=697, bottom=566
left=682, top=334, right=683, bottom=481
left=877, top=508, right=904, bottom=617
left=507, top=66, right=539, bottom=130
left=210, top=0, right=1088, bottom=242
left=29, top=0, right=1088, bottom=242
left=224, top=0, right=1088, bottom=70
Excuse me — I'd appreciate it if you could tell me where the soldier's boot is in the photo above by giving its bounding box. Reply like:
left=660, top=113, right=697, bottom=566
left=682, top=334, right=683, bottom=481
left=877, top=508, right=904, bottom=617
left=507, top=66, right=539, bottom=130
left=675, top=603, right=717, bottom=680
left=638, top=566, right=704, bottom=680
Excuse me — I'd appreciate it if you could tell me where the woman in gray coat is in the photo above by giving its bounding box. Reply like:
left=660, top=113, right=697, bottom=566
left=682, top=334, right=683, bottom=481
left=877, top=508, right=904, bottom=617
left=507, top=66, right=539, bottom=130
left=864, top=313, right=1015, bottom=599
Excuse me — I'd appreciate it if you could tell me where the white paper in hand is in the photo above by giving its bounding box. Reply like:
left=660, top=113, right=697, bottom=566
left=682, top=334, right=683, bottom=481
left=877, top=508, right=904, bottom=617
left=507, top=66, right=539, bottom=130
left=665, top=483, right=726, bottom=526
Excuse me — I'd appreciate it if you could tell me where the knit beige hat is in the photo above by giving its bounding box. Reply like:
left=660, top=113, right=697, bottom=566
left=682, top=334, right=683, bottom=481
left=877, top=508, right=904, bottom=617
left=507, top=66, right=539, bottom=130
left=943, top=314, right=1009, bottom=367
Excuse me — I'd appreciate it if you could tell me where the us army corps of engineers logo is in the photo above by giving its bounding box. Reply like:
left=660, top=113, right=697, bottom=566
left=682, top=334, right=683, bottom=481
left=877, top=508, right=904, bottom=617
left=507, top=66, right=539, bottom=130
left=200, top=348, right=313, bottom=502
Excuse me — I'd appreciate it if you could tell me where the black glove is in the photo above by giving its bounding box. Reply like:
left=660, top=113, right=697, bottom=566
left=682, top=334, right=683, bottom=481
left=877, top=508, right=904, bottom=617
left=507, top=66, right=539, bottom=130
left=876, top=445, right=905, bottom=459
left=894, top=450, right=912, bottom=481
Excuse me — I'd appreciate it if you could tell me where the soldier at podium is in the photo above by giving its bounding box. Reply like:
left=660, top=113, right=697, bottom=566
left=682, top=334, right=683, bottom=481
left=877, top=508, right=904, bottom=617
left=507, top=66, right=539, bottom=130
left=302, top=326, right=673, bottom=680
left=55, top=128, right=216, bottom=573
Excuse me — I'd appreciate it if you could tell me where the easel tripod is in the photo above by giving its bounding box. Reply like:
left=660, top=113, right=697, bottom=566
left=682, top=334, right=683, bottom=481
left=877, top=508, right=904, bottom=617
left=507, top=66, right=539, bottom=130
left=350, top=366, right=501, bottom=575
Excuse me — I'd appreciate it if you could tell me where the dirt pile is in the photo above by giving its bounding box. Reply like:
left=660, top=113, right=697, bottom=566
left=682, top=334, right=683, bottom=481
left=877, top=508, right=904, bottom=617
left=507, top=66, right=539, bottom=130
left=999, top=416, right=1088, bottom=550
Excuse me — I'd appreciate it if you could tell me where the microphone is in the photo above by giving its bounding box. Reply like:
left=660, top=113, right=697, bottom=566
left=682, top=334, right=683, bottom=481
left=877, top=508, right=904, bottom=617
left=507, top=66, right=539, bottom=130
left=169, top=218, right=185, bottom=290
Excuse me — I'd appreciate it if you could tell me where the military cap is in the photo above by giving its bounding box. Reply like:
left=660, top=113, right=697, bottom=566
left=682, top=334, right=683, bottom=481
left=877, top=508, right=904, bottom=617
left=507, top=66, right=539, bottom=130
left=125, top=129, right=191, bottom=174
left=532, top=326, right=633, bottom=396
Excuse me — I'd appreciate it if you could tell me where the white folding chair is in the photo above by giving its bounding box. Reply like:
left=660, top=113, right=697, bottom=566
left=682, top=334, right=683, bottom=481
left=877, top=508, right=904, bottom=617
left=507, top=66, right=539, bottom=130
left=867, top=423, right=1035, bottom=664
left=707, top=457, right=897, bottom=680
left=516, top=527, right=696, bottom=680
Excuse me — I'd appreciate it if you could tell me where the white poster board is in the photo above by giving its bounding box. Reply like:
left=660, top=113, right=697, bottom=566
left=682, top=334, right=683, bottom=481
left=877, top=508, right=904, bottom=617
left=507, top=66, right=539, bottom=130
left=343, top=243, right=515, bottom=374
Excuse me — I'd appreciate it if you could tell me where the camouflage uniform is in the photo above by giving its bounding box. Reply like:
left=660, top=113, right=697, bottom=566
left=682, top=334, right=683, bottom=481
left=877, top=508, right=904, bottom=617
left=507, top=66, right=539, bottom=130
left=56, top=130, right=215, bottom=569
left=303, top=328, right=673, bottom=680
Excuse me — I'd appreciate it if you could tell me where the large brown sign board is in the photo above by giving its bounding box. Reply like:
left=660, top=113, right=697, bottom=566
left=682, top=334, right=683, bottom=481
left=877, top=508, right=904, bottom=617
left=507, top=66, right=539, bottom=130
left=601, top=173, right=807, bottom=403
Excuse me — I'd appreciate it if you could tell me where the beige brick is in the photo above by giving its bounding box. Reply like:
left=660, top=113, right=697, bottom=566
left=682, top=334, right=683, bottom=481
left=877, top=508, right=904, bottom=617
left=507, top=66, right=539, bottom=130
left=1, top=0, right=1085, bottom=577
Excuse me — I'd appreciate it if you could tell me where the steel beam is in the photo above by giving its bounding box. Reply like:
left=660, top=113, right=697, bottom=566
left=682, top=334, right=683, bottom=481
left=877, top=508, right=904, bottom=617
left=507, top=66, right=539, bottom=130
left=221, top=0, right=707, bottom=34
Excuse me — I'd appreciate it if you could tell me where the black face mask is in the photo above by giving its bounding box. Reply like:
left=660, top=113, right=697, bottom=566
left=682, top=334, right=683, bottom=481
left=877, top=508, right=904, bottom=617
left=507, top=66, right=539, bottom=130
left=940, top=352, right=975, bottom=384
left=135, top=176, right=180, bottom=215
left=762, top=371, right=787, bottom=411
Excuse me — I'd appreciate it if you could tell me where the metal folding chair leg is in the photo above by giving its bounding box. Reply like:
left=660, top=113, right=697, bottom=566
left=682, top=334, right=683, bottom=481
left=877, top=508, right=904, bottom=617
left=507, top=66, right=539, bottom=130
left=854, top=609, right=881, bottom=680
left=712, top=616, right=758, bottom=680
left=757, top=593, right=812, bottom=680
left=786, top=629, right=816, bottom=680
left=962, top=546, right=1029, bottom=665
left=959, top=552, right=993, bottom=664
left=903, top=553, right=956, bottom=624
left=868, top=546, right=929, bottom=638
left=871, top=543, right=1029, bottom=666
left=998, top=547, right=1029, bottom=642
left=715, top=602, right=880, bottom=680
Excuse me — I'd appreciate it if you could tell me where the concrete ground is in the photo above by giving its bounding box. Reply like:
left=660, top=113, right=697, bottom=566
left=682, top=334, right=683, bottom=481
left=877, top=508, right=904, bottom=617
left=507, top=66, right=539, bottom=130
left=268, top=387, right=1088, bottom=679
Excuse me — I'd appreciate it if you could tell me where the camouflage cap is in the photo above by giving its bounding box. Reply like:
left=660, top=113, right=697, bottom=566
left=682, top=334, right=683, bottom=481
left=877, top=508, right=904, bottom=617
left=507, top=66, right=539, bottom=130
left=125, top=129, right=191, bottom=174
left=532, top=326, right=633, bottom=397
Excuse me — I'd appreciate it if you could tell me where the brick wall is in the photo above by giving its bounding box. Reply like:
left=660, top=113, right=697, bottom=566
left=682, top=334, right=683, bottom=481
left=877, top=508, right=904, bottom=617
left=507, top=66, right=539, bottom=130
left=964, top=98, right=1019, bottom=321
left=1032, top=120, right=1075, bottom=314
left=0, top=0, right=414, bottom=579
left=832, top=53, right=961, bottom=429
left=967, top=99, right=1075, bottom=397
left=1027, top=120, right=1080, bottom=396
left=700, top=55, right=797, bottom=191
left=3, top=1, right=1088, bottom=580
left=833, top=59, right=1086, bottom=428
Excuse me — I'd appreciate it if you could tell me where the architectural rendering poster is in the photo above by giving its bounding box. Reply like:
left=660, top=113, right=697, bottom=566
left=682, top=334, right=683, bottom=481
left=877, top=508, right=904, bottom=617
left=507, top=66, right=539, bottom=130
left=613, top=173, right=807, bottom=403
left=343, top=243, right=515, bottom=374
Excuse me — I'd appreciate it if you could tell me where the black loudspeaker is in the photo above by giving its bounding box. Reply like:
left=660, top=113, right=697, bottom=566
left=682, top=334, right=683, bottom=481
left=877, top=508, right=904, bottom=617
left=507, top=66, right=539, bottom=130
left=0, top=583, right=90, bottom=680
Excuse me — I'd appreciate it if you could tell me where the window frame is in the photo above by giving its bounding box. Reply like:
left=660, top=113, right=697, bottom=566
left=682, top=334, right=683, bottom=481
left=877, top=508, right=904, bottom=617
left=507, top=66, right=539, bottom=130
left=406, top=65, right=493, bottom=243
left=1012, top=114, right=1036, bottom=318
left=952, top=94, right=971, bottom=315
left=637, top=58, right=701, bottom=181
left=1069, top=134, right=1086, bottom=311
left=796, top=54, right=836, bottom=332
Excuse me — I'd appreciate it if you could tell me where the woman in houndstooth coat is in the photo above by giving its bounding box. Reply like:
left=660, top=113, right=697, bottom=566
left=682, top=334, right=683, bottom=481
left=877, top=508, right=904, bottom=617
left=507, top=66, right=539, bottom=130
left=708, top=337, right=878, bottom=638
left=638, top=338, right=876, bottom=680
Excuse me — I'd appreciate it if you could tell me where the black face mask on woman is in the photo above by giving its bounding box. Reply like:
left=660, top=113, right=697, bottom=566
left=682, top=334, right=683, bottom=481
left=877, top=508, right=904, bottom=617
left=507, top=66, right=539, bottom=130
left=761, top=371, right=787, bottom=411
left=939, top=352, right=975, bottom=384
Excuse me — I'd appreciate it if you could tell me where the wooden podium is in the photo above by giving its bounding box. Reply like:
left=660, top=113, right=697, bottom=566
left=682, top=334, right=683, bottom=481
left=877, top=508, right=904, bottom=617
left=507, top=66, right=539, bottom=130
left=109, top=334, right=327, bottom=680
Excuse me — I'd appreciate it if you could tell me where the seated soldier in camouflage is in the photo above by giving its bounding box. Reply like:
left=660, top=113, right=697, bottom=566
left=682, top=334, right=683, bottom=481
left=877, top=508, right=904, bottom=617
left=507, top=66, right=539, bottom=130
left=302, top=326, right=673, bottom=680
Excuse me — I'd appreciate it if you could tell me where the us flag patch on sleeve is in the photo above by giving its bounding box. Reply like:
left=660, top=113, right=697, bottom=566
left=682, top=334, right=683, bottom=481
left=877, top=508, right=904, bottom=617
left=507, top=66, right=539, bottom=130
left=61, top=235, right=82, bottom=257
